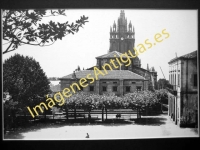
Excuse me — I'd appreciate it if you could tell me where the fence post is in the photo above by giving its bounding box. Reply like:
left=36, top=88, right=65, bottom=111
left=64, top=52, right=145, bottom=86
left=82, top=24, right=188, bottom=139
left=105, top=108, right=107, bottom=120
left=139, top=108, right=141, bottom=118
left=66, top=108, right=68, bottom=121
left=88, top=111, right=91, bottom=123
left=74, top=107, right=76, bottom=121
left=65, top=104, right=68, bottom=121
left=102, top=107, right=104, bottom=122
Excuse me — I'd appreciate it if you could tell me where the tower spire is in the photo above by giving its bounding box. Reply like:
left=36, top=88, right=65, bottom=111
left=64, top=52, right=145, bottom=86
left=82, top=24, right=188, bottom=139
left=113, top=21, right=116, bottom=32
left=120, top=10, right=125, bottom=19
left=109, top=10, right=135, bottom=53
left=129, top=21, right=132, bottom=32
left=147, top=64, right=149, bottom=71
left=113, top=21, right=116, bottom=26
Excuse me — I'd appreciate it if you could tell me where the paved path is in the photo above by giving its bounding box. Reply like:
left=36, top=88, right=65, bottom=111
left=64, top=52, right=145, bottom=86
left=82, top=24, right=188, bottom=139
left=4, top=114, right=198, bottom=140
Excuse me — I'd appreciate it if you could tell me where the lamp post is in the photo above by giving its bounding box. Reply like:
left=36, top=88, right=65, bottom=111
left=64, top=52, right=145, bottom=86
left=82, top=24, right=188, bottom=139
left=72, top=70, right=78, bottom=121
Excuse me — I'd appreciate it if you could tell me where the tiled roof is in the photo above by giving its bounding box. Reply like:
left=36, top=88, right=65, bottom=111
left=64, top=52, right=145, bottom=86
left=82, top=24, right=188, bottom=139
left=181, top=50, right=197, bottom=58
left=169, top=50, right=197, bottom=63
left=95, top=51, right=127, bottom=59
left=60, top=70, right=146, bottom=80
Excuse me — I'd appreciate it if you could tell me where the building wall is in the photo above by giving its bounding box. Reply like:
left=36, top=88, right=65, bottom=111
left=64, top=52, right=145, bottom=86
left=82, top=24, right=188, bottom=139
left=168, top=57, right=198, bottom=127
left=132, top=67, right=157, bottom=90
left=180, top=58, right=198, bottom=126
left=99, top=79, right=120, bottom=95
left=60, top=78, right=148, bottom=97
left=168, top=92, right=176, bottom=121
left=181, top=93, right=198, bottom=126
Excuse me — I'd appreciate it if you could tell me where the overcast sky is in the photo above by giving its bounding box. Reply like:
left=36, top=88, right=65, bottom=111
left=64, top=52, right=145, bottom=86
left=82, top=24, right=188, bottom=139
left=2, top=9, right=198, bottom=80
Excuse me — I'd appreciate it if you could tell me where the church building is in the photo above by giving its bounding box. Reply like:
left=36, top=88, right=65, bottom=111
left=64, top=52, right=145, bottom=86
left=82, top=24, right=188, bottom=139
left=59, top=10, right=157, bottom=96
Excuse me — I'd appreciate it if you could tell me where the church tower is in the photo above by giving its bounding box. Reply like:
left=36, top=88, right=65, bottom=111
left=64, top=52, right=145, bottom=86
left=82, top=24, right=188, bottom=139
left=109, top=10, right=135, bottom=54
left=90, top=10, right=157, bottom=90
left=109, top=10, right=140, bottom=68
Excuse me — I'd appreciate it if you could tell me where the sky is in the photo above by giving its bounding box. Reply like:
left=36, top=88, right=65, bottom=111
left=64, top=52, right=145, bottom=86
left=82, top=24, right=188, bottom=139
left=2, top=9, right=198, bottom=80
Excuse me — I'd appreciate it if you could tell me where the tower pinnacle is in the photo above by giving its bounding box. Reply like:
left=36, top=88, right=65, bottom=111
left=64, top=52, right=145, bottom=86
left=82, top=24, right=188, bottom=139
left=109, top=10, right=135, bottom=54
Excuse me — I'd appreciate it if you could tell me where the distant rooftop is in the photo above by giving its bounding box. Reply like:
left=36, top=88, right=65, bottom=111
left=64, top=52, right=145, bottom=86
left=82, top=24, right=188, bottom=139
left=50, top=84, right=60, bottom=92
left=96, top=51, right=127, bottom=59
left=169, top=50, right=197, bottom=63
left=59, top=70, right=146, bottom=80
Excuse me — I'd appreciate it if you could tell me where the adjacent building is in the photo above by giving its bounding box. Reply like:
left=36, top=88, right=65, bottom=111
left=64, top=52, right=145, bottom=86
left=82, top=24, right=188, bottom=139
left=168, top=50, right=198, bottom=127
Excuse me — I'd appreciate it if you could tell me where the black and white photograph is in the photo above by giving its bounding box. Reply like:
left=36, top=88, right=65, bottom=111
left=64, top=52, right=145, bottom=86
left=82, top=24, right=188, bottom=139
left=2, top=8, right=199, bottom=140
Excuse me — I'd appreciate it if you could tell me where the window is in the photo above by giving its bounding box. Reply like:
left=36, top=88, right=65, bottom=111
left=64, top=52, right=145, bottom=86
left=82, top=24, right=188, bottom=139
left=178, top=74, right=180, bottom=86
left=126, top=86, right=131, bottom=92
left=102, top=82, right=106, bottom=84
left=175, top=74, right=176, bottom=86
left=194, top=74, right=197, bottom=87
left=170, top=74, right=172, bottom=84
left=90, top=86, right=94, bottom=92
left=102, top=86, right=107, bottom=92
left=171, top=74, right=172, bottom=84
left=136, top=86, right=142, bottom=91
left=113, top=82, right=117, bottom=84
left=113, top=86, right=117, bottom=92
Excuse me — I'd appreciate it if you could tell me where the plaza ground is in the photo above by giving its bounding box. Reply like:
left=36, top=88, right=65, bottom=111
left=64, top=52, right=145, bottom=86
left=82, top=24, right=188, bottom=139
left=4, top=113, right=198, bottom=140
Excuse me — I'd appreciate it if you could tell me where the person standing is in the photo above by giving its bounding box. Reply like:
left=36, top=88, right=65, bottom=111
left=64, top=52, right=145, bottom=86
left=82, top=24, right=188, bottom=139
left=85, top=133, right=89, bottom=138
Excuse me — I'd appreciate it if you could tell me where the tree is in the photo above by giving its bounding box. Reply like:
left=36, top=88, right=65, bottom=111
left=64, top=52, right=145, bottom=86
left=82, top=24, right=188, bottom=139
left=157, top=78, right=172, bottom=90
left=155, top=89, right=168, bottom=103
left=124, top=90, right=161, bottom=115
left=3, top=54, right=51, bottom=110
left=2, top=9, right=89, bottom=54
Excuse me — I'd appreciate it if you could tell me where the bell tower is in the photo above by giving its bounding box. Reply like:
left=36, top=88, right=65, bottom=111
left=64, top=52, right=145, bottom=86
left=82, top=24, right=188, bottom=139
left=109, top=10, right=135, bottom=54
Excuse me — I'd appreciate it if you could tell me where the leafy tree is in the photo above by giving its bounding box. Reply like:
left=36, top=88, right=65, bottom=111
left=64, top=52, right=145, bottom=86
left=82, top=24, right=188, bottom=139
left=62, top=90, right=166, bottom=119
left=2, top=9, right=89, bottom=54
left=3, top=54, right=51, bottom=110
left=155, top=89, right=168, bottom=104
left=157, top=78, right=173, bottom=90
left=124, top=90, right=160, bottom=115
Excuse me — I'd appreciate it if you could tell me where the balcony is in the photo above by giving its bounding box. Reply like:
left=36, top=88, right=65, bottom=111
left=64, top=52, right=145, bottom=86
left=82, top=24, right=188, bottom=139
left=166, top=84, right=177, bottom=96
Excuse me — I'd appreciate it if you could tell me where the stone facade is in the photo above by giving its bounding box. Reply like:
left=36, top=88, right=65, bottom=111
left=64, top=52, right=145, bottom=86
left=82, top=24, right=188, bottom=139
left=59, top=70, right=148, bottom=97
left=168, top=50, right=198, bottom=127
